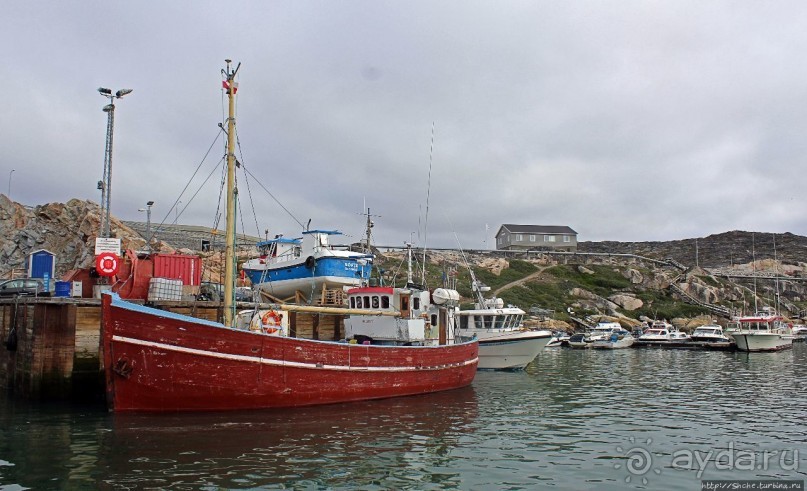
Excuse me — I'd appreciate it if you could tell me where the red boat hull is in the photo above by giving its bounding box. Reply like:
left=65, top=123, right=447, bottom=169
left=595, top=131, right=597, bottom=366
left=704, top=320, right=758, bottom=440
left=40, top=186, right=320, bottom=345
left=101, top=294, right=478, bottom=412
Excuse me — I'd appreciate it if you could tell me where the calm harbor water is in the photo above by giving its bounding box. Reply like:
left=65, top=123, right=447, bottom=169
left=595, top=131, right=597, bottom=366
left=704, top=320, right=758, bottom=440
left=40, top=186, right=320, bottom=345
left=2, top=345, right=806, bottom=490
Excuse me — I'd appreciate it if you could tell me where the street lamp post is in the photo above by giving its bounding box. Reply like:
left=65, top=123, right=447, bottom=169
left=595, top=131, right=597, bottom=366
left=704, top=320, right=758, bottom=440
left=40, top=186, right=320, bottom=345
left=138, top=200, right=154, bottom=253
left=7, top=169, right=14, bottom=200
left=98, top=87, right=132, bottom=238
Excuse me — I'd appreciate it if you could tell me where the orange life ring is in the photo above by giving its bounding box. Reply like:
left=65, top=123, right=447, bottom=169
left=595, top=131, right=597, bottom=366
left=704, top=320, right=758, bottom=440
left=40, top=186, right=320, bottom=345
left=261, top=310, right=282, bottom=334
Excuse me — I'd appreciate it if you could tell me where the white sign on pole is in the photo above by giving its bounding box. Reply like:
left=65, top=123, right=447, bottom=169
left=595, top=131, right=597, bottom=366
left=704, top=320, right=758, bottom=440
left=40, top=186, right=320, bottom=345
left=95, top=237, right=122, bottom=255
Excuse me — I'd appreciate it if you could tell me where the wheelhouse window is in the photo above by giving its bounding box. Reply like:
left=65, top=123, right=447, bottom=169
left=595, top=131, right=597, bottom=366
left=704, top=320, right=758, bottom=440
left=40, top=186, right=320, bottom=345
left=381, top=296, right=390, bottom=309
left=413, top=297, right=420, bottom=310
left=372, top=296, right=379, bottom=309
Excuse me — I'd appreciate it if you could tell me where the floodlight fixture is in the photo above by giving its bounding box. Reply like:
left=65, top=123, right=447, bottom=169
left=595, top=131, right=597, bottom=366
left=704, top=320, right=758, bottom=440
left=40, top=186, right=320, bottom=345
left=98, top=87, right=112, bottom=96
left=116, top=89, right=133, bottom=98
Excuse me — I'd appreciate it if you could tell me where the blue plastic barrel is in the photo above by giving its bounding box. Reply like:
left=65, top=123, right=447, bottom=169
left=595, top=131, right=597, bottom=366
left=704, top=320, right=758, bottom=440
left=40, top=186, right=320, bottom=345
left=54, top=281, right=71, bottom=297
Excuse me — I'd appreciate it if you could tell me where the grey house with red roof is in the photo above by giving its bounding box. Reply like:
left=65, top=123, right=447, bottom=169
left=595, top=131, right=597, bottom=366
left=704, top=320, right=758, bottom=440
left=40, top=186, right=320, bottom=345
left=494, top=224, right=578, bottom=251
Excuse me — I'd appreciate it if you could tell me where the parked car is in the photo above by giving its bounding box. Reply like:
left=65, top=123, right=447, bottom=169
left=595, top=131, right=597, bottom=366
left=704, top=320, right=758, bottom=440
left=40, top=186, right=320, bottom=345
left=196, top=283, right=253, bottom=302
left=0, top=278, right=51, bottom=297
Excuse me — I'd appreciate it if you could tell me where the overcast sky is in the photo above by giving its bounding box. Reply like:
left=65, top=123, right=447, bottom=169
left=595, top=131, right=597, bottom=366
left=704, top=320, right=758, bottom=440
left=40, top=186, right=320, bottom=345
left=2, top=1, right=806, bottom=248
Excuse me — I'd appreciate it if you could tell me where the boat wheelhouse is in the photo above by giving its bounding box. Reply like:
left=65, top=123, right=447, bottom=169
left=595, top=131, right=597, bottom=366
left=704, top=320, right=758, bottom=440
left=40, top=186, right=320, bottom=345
left=344, top=284, right=464, bottom=346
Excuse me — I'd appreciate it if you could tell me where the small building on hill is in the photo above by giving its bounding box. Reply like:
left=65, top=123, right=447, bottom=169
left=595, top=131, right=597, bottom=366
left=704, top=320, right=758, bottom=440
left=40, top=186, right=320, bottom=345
left=495, top=224, right=578, bottom=252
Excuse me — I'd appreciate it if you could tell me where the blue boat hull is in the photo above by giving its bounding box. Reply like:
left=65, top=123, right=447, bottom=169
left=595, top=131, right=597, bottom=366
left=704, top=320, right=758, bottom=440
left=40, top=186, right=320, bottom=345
left=244, top=256, right=371, bottom=298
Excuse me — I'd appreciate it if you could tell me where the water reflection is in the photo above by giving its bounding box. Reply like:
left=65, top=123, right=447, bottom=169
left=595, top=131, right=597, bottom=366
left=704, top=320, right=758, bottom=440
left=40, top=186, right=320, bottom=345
left=98, top=387, right=478, bottom=490
left=2, top=346, right=807, bottom=490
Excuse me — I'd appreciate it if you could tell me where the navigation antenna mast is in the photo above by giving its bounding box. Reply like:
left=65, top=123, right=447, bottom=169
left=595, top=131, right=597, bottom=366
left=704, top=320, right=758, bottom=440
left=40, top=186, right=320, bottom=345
left=421, top=122, right=435, bottom=285
left=222, top=59, right=240, bottom=327
left=363, top=207, right=381, bottom=254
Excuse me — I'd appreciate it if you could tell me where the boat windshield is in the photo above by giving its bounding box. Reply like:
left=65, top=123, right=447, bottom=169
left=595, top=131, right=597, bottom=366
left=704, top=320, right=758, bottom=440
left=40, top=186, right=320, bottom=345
left=350, top=294, right=390, bottom=310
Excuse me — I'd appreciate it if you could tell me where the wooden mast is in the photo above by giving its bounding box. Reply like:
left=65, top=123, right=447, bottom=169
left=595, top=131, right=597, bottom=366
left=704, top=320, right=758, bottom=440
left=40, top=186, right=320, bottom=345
left=223, top=59, right=240, bottom=327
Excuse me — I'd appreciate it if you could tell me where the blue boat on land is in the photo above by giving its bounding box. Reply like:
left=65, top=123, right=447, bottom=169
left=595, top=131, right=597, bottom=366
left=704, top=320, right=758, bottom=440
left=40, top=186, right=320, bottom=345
left=241, top=230, right=373, bottom=302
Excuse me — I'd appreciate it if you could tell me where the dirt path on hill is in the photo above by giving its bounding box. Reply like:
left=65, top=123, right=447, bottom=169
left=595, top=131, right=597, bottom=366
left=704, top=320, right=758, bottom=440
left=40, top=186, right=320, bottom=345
left=492, top=268, right=549, bottom=296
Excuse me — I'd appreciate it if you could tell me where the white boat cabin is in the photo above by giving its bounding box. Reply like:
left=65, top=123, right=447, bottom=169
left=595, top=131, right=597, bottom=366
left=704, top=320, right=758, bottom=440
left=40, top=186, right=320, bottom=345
left=456, top=308, right=525, bottom=331
left=343, top=285, right=461, bottom=346
left=253, top=230, right=345, bottom=266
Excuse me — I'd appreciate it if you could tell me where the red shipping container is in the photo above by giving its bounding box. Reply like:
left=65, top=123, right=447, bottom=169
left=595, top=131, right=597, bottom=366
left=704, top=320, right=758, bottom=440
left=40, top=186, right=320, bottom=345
left=152, top=253, right=201, bottom=286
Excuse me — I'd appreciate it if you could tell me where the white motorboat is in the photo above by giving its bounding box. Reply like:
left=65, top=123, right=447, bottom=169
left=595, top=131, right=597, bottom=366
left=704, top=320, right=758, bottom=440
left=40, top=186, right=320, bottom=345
left=545, top=331, right=570, bottom=348
left=727, top=309, right=794, bottom=352
left=590, top=328, right=635, bottom=349
left=635, top=320, right=690, bottom=347
left=454, top=277, right=551, bottom=370
left=566, top=321, right=625, bottom=349
left=567, top=332, right=590, bottom=349
left=791, top=325, right=807, bottom=342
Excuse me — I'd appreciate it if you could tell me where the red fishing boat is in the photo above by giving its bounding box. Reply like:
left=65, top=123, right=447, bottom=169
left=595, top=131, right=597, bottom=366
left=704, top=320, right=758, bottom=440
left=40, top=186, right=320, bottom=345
left=100, top=60, right=477, bottom=412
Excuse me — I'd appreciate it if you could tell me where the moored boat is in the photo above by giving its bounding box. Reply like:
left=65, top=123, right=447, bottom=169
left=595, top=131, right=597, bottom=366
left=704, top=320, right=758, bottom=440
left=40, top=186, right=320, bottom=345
left=241, top=230, right=373, bottom=302
left=453, top=276, right=551, bottom=370
left=545, top=331, right=570, bottom=348
left=634, top=320, right=691, bottom=347
left=100, top=60, right=478, bottom=412
left=688, top=323, right=734, bottom=350
left=590, top=327, right=635, bottom=349
left=791, top=325, right=807, bottom=342
left=566, top=322, right=624, bottom=349
left=726, top=310, right=794, bottom=352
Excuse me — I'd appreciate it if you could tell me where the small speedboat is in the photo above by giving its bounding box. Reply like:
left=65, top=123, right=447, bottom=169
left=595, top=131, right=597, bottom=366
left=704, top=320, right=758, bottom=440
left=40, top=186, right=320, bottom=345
left=590, top=328, right=635, bottom=349
left=635, top=321, right=691, bottom=347
left=567, top=333, right=592, bottom=349
left=792, top=325, right=807, bottom=342
left=545, top=331, right=570, bottom=348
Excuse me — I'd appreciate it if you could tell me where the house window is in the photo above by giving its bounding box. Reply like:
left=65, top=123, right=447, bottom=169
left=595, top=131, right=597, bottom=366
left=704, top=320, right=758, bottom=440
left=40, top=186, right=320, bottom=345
left=530, top=235, right=536, bottom=242
left=515, top=234, right=523, bottom=241
left=498, top=236, right=503, bottom=244
left=544, top=235, right=556, bottom=242
left=564, top=235, right=571, bottom=243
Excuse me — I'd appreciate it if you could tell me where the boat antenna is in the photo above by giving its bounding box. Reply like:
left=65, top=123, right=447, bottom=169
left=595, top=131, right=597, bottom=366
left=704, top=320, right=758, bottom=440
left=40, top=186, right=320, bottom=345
left=451, top=229, right=486, bottom=307
left=421, top=122, right=435, bottom=284
left=222, top=58, right=240, bottom=327
left=362, top=207, right=380, bottom=254
left=751, top=232, right=758, bottom=314
left=773, top=233, right=780, bottom=315
left=406, top=241, right=414, bottom=285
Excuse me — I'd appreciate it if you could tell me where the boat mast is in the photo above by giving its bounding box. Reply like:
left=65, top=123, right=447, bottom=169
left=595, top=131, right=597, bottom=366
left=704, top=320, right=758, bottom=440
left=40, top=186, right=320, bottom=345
left=406, top=242, right=414, bottom=285
left=223, top=59, right=240, bottom=327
